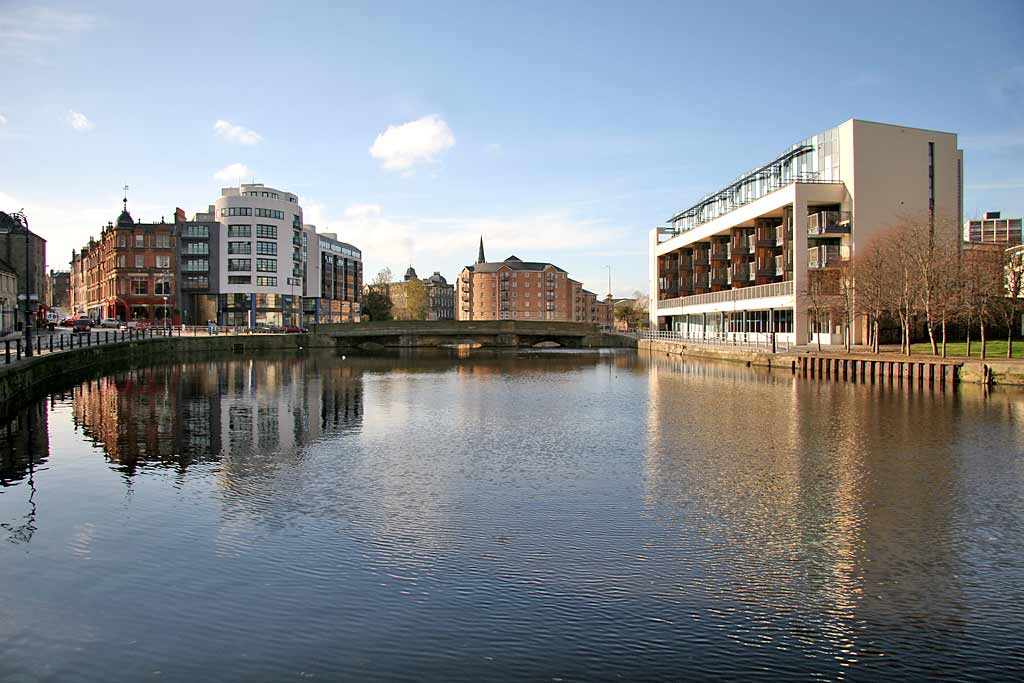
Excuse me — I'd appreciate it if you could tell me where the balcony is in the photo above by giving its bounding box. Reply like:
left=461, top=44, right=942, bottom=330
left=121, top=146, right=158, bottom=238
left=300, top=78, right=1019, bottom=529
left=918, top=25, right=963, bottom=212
left=808, top=244, right=851, bottom=269
left=733, top=235, right=755, bottom=255
left=693, top=252, right=710, bottom=267
left=757, top=230, right=783, bottom=247
left=711, top=269, right=730, bottom=286
left=807, top=210, right=852, bottom=236
left=695, top=272, right=711, bottom=290
left=710, top=246, right=731, bottom=261
left=733, top=263, right=755, bottom=282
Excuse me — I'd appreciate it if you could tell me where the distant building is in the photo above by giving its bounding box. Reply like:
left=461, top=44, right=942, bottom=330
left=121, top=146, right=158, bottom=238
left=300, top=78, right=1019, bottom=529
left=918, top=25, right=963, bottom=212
left=457, top=237, right=603, bottom=323
left=964, top=211, right=1022, bottom=245
left=46, top=269, right=71, bottom=310
left=383, top=267, right=455, bottom=320
left=69, top=198, right=177, bottom=323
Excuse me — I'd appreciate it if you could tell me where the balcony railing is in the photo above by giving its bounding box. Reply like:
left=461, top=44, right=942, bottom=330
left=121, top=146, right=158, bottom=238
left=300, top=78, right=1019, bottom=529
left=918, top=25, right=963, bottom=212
left=807, top=210, right=852, bottom=236
left=733, top=263, right=755, bottom=282
left=733, top=235, right=755, bottom=254
left=808, top=244, right=850, bottom=269
left=710, top=246, right=731, bottom=261
left=657, top=279, right=794, bottom=311
left=693, top=253, right=710, bottom=266
left=711, top=269, right=730, bottom=286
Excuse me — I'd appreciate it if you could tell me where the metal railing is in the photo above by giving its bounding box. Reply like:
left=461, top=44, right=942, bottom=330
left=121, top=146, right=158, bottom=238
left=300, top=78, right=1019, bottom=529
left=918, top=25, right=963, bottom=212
left=807, top=210, right=852, bottom=236
left=657, top=279, right=794, bottom=311
left=808, top=244, right=851, bottom=269
left=640, top=329, right=791, bottom=353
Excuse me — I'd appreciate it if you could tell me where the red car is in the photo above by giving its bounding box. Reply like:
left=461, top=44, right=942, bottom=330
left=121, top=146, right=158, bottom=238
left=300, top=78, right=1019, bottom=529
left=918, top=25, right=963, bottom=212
left=284, top=325, right=307, bottom=334
left=71, top=319, right=92, bottom=333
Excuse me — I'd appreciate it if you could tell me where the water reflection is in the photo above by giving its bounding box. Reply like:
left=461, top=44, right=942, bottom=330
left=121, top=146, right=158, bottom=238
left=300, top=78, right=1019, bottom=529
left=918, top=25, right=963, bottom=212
left=0, top=350, right=1022, bottom=680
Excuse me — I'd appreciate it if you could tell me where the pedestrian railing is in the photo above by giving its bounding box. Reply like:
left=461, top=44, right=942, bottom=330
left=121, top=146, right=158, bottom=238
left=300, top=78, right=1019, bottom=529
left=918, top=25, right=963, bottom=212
left=639, top=329, right=791, bottom=353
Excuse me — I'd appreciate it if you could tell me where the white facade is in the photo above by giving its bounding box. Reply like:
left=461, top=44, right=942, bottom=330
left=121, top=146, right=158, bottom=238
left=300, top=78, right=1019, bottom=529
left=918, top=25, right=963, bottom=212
left=213, top=184, right=302, bottom=296
left=650, top=119, right=963, bottom=346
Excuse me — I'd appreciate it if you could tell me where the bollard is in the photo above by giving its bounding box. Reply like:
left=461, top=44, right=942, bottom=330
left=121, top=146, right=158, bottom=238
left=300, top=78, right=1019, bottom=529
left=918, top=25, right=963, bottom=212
left=49, top=335, right=53, bottom=353
left=16, top=338, right=22, bottom=360
left=60, top=334, right=64, bottom=350
left=4, top=340, right=9, bottom=364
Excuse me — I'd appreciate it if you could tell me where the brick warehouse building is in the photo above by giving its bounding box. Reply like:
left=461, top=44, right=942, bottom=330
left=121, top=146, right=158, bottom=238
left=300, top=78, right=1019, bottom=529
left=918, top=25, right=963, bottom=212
left=70, top=199, right=177, bottom=323
left=457, top=238, right=609, bottom=323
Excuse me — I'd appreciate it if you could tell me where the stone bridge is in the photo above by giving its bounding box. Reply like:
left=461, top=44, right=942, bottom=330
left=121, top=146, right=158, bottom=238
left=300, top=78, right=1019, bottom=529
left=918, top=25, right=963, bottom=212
left=309, top=320, right=635, bottom=350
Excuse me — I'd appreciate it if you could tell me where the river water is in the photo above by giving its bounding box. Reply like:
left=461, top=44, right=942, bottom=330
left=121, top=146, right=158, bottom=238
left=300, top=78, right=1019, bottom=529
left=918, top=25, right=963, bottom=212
left=1, top=350, right=1022, bottom=681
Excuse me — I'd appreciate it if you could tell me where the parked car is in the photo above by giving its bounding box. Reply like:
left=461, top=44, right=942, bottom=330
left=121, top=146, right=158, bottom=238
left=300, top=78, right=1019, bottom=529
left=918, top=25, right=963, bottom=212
left=72, top=319, right=92, bottom=333
left=284, top=325, right=307, bottom=334
left=99, top=318, right=121, bottom=329
left=118, top=321, right=139, bottom=330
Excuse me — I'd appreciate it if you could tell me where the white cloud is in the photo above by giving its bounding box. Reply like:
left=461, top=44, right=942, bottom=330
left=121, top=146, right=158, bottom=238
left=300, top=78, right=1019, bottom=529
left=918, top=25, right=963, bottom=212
left=213, top=163, right=252, bottom=182
left=0, top=7, right=97, bottom=61
left=0, top=113, right=7, bottom=126
left=369, top=115, right=455, bottom=172
left=66, top=110, right=94, bottom=131
left=303, top=200, right=628, bottom=294
left=214, top=119, right=263, bottom=145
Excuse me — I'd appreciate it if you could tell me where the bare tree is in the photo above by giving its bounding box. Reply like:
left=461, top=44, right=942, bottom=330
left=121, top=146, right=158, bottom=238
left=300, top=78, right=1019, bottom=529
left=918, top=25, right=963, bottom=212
left=996, top=246, right=1024, bottom=358
left=853, top=238, right=890, bottom=354
left=884, top=227, right=918, bottom=356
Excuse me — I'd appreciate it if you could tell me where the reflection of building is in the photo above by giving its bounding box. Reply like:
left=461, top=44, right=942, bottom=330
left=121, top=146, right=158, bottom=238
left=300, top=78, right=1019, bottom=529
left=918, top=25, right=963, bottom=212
left=651, top=118, right=963, bottom=345
left=457, top=238, right=605, bottom=322
left=301, top=224, right=362, bottom=324
left=964, top=211, right=1022, bottom=245
left=69, top=197, right=177, bottom=323
left=70, top=355, right=364, bottom=475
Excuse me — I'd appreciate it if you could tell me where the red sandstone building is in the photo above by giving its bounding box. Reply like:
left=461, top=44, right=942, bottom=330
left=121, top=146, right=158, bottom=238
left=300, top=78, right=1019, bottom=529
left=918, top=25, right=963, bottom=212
left=70, top=200, right=177, bottom=323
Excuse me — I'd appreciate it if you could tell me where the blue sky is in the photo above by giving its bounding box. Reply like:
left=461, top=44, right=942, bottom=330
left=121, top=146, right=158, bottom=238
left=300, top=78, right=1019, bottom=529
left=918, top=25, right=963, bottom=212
left=1, top=0, right=1022, bottom=297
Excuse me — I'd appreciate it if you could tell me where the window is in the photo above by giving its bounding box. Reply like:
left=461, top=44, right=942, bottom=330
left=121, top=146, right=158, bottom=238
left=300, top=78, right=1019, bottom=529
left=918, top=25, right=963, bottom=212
left=156, top=255, right=170, bottom=269
left=255, top=208, right=284, bottom=219
left=182, top=224, right=209, bottom=238
left=183, top=242, right=208, bottom=255
left=155, top=235, right=171, bottom=249
left=228, top=224, right=252, bottom=238
left=183, top=275, right=209, bottom=289
left=132, top=279, right=148, bottom=295
left=228, top=259, right=252, bottom=272
left=256, top=224, right=277, bottom=239
left=256, top=258, right=276, bottom=272
left=183, top=259, right=208, bottom=272
left=220, top=207, right=253, bottom=217
left=228, top=241, right=251, bottom=255
left=256, top=241, right=277, bottom=255
left=256, top=276, right=278, bottom=287
left=286, top=277, right=301, bottom=286
left=155, top=280, right=171, bottom=295
left=117, top=255, right=126, bottom=268
left=135, top=255, right=144, bottom=269
left=228, top=275, right=251, bottom=284
left=135, top=235, right=145, bottom=248
left=117, top=236, right=127, bottom=248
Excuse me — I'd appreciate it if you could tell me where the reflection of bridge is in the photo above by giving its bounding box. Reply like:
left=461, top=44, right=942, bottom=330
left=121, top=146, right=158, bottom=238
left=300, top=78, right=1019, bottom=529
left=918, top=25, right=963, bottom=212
left=310, top=320, right=635, bottom=349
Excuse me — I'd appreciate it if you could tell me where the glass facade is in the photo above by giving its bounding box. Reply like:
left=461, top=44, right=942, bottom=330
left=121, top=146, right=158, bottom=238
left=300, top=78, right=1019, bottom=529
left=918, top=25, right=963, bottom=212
left=669, top=126, right=842, bottom=234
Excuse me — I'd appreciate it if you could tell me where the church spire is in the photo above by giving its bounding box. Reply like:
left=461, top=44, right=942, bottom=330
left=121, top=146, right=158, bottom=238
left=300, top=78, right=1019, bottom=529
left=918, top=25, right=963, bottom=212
left=477, top=235, right=486, bottom=264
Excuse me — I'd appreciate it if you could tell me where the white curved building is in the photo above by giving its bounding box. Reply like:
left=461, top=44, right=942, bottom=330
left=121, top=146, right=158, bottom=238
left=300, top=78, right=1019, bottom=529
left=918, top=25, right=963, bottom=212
left=212, top=183, right=303, bottom=327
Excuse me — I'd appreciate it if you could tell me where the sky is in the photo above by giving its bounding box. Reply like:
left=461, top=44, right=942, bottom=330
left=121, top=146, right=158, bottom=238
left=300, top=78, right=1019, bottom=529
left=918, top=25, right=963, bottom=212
left=1, top=0, right=1022, bottom=297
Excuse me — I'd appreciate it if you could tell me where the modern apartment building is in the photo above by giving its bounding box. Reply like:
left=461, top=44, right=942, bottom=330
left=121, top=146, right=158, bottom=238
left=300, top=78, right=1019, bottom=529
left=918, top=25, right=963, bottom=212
left=301, top=225, right=362, bottom=324
left=69, top=200, right=177, bottom=323
left=650, top=119, right=963, bottom=345
left=212, top=183, right=304, bottom=327
left=173, top=206, right=220, bottom=326
left=964, top=211, right=1022, bottom=245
